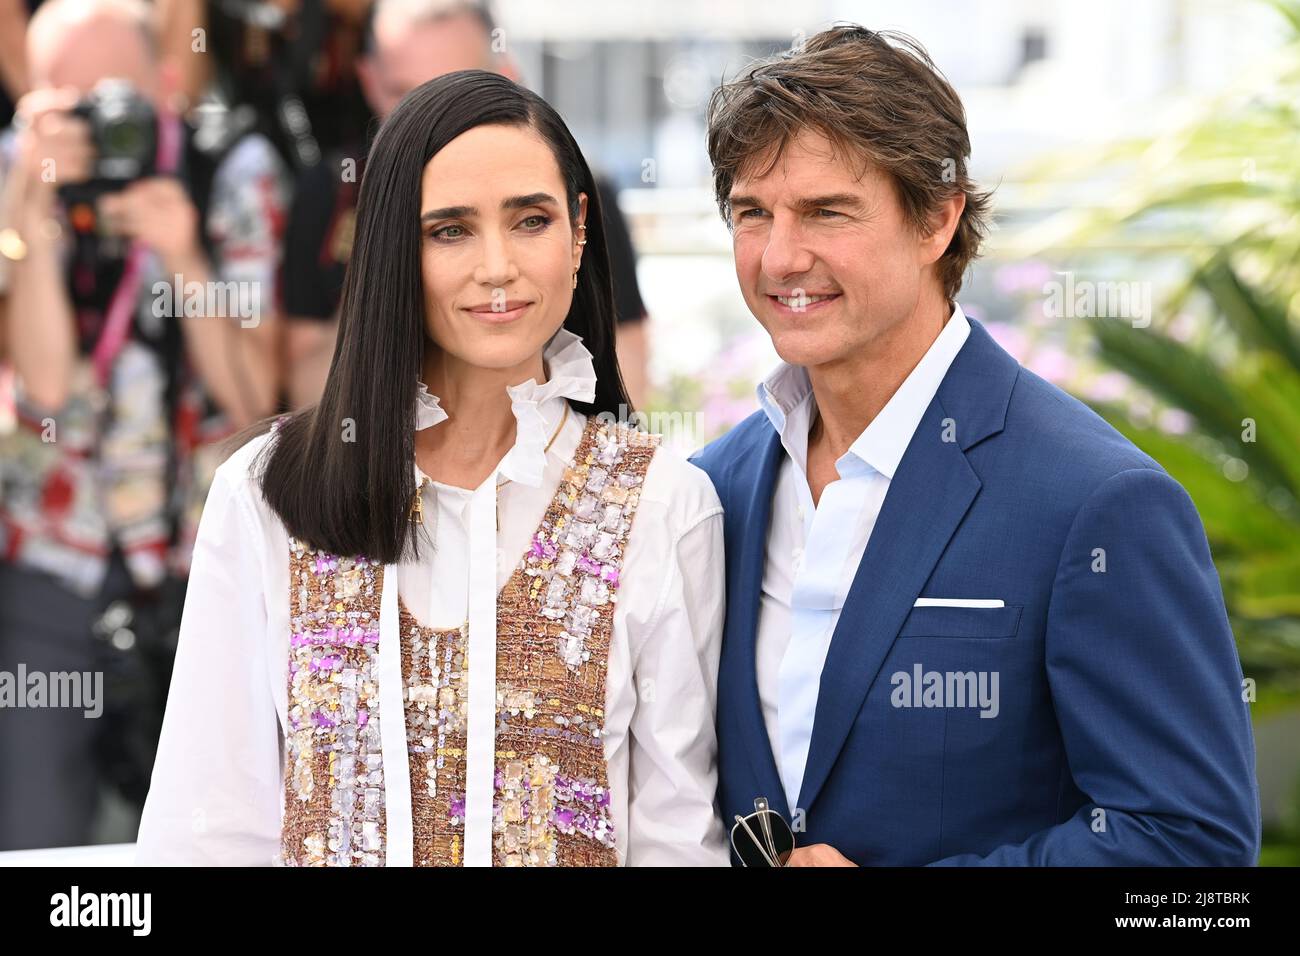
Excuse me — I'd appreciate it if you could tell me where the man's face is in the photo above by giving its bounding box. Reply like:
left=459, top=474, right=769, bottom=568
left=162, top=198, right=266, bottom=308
left=728, top=128, right=927, bottom=373
left=361, top=11, right=501, bottom=120
left=28, top=16, right=159, bottom=101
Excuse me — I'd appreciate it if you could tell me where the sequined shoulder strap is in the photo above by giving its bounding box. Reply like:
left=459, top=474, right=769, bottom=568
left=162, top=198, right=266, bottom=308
left=279, top=539, right=387, bottom=866
left=520, top=417, right=662, bottom=667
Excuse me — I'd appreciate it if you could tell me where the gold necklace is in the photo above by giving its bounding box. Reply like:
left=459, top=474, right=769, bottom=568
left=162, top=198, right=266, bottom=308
left=493, top=401, right=569, bottom=530
left=409, top=402, right=571, bottom=525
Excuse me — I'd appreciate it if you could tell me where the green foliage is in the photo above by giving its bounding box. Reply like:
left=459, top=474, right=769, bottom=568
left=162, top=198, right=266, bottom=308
left=1016, top=0, right=1300, bottom=863
left=1021, top=3, right=1300, bottom=710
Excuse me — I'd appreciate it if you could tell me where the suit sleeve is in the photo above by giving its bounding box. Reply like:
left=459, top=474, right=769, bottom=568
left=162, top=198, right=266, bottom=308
left=928, top=467, right=1260, bottom=866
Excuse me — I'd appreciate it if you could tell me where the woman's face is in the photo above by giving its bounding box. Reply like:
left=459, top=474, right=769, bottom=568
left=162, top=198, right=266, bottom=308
left=418, top=123, right=587, bottom=375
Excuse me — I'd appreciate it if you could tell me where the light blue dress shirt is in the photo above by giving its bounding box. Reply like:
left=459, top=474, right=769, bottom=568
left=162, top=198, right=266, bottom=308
left=754, top=305, right=972, bottom=812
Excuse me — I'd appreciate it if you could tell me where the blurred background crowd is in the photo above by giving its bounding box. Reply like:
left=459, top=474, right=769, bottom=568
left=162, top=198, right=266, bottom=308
left=0, top=0, right=1296, bottom=864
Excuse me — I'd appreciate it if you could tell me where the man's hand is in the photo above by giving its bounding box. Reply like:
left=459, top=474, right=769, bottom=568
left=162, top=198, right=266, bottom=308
left=11, top=87, right=92, bottom=206
left=785, top=844, right=858, bottom=867
left=97, top=177, right=202, bottom=271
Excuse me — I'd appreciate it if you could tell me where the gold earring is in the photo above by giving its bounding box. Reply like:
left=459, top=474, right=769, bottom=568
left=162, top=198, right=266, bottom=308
left=573, top=225, right=586, bottom=288
left=409, top=477, right=427, bottom=524
left=572, top=226, right=587, bottom=290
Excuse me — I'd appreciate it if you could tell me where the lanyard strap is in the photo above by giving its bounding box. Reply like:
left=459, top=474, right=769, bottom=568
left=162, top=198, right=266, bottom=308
left=90, top=112, right=183, bottom=388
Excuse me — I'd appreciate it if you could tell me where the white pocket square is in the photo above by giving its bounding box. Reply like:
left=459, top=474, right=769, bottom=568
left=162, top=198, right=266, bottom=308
left=913, top=598, right=1005, bottom=608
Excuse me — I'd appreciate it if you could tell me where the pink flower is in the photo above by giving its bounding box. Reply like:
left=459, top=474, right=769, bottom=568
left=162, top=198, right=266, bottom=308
left=984, top=322, right=1029, bottom=362
left=1026, top=344, right=1075, bottom=386
left=1158, top=408, right=1193, bottom=435
left=1081, top=371, right=1129, bottom=404
left=993, top=260, right=1053, bottom=296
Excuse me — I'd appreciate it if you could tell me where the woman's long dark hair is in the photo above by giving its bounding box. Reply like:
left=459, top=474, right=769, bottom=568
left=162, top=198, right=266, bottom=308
left=253, top=70, right=633, bottom=563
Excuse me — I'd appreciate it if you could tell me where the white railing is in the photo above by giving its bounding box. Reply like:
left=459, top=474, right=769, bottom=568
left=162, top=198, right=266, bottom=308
left=0, top=843, right=136, bottom=866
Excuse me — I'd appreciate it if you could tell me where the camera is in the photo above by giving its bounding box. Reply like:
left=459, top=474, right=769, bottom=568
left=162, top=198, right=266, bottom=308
left=68, top=78, right=158, bottom=191
left=57, top=80, right=159, bottom=303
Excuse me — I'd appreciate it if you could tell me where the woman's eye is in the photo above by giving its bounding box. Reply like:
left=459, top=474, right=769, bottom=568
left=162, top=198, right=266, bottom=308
left=428, top=216, right=550, bottom=241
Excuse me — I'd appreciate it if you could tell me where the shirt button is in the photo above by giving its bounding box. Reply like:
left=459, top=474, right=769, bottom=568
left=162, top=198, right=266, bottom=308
left=792, top=547, right=804, bottom=571
left=796, top=505, right=805, bottom=521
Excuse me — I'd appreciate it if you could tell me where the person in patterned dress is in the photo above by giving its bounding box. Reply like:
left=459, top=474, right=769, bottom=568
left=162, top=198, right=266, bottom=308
left=136, top=69, right=730, bottom=866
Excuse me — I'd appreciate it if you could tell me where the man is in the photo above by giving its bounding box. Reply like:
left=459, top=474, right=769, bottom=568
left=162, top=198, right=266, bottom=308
left=692, top=25, right=1259, bottom=866
left=0, top=0, right=287, bottom=848
left=280, top=0, right=650, bottom=408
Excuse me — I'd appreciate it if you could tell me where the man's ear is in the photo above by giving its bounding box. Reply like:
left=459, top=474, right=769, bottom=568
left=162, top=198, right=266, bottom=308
left=920, top=192, right=965, bottom=266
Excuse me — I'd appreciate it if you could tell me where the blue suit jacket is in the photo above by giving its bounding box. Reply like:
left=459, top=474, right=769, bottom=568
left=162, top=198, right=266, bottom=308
left=691, top=319, right=1260, bottom=865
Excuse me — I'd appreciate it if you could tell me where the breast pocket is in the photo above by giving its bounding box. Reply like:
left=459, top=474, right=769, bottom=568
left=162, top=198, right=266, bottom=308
left=897, top=604, right=1023, bottom=639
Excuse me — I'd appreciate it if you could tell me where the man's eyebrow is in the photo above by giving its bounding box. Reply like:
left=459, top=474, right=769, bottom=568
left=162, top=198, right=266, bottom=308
left=727, top=192, right=866, bottom=213
left=792, top=193, right=866, bottom=212
left=421, top=193, right=560, bottom=222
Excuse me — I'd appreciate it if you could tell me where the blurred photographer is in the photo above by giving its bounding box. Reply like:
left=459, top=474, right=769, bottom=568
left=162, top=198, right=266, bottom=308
left=158, top=0, right=375, bottom=172
left=0, top=0, right=289, bottom=849
left=280, top=0, right=650, bottom=409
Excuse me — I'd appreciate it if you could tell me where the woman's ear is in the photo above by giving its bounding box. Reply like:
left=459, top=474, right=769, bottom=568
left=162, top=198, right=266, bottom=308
left=574, top=191, right=589, bottom=266
left=574, top=192, right=588, bottom=235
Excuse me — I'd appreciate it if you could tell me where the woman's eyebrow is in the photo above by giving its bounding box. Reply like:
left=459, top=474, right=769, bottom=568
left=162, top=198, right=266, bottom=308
left=502, top=192, right=560, bottom=211
left=421, top=193, right=560, bottom=222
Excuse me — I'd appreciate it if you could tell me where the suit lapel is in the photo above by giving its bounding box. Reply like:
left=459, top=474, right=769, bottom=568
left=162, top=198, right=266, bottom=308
left=791, top=319, right=1018, bottom=815
left=728, top=426, right=791, bottom=819
left=794, top=395, right=980, bottom=815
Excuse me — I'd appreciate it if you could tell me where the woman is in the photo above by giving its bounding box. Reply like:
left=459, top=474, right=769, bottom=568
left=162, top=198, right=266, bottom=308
left=135, top=70, right=729, bottom=866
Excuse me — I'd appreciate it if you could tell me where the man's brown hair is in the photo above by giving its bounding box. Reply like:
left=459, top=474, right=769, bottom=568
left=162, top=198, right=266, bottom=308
left=706, top=24, right=992, bottom=304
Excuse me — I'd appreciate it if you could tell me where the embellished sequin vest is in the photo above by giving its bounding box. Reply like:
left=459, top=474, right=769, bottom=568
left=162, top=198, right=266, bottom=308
left=277, top=417, right=660, bottom=866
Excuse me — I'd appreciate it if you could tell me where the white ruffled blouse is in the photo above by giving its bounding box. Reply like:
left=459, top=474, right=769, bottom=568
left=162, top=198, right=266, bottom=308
left=135, top=328, right=730, bottom=866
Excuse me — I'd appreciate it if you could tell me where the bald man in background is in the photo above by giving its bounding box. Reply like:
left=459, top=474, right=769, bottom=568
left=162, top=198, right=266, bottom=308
left=279, top=0, right=651, bottom=409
